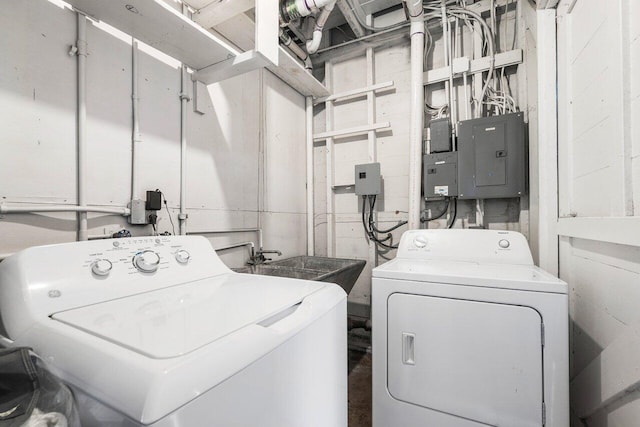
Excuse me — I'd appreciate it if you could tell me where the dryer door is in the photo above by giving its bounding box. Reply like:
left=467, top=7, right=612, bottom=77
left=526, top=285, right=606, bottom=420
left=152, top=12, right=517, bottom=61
left=387, top=293, right=544, bottom=427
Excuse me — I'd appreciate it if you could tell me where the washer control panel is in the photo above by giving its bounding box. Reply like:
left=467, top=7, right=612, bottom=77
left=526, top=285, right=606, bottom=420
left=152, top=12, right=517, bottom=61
left=0, top=236, right=233, bottom=336
left=81, top=236, right=203, bottom=280
left=399, top=229, right=533, bottom=265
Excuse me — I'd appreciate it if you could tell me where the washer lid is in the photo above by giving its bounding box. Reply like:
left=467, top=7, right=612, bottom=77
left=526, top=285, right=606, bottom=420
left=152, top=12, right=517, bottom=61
left=52, top=273, right=324, bottom=359
left=373, top=259, right=568, bottom=294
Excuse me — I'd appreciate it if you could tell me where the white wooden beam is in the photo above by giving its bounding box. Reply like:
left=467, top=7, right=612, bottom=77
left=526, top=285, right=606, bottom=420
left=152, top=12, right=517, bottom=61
left=194, top=0, right=254, bottom=29
left=194, top=50, right=270, bottom=84
left=536, top=9, right=559, bottom=275
left=254, top=0, right=279, bottom=66
left=266, top=48, right=330, bottom=97
left=336, top=0, right=366, bottom=38
left=424, top=49, right=523, bottom=85
left=315, top=81, right=394, bottom=104
left=571, top=319, right=640, bottom=418
left=313, top=122, right=391, bottom=141
left=557, top=217, right=640, bottom=248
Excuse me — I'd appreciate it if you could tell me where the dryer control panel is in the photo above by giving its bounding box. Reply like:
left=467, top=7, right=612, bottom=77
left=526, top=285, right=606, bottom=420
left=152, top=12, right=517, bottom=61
left=397, top=229, right=534, bottom=265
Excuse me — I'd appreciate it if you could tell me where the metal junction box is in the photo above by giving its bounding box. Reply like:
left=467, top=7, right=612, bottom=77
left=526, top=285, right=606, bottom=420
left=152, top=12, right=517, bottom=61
left=457, top=112, right=527, bottom=199
left=429, top=118, right=452, bottom=153
left=423, top=152, right=458, bottom=198
left=355, top=163, right=381, bottom=196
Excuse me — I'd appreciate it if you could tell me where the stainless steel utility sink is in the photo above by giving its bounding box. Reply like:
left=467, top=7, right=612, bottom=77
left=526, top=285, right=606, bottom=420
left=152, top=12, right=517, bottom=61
left=233, top=256, right=366, bottom=294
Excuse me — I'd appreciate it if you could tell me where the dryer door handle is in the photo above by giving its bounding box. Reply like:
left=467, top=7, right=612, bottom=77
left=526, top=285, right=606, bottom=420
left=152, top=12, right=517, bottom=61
left=402, top=332, right=415, bottom=365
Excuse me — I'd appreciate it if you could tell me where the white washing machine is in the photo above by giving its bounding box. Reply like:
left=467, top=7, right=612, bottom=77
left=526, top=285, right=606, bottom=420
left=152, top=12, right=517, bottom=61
left=372, top=229, right=568, bottom=427
left=0, top=236, right=347, bottom=427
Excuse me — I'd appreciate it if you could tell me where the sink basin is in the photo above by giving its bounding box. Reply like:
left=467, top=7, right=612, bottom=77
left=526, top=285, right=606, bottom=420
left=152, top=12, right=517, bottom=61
left=233, top=265, right=327, bottom=281
left=233, top=256, right=366, bottom=294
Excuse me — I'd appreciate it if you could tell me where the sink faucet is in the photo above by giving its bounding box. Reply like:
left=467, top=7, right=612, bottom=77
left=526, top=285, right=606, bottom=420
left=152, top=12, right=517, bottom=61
left=248, top=249, right=282, bottom=265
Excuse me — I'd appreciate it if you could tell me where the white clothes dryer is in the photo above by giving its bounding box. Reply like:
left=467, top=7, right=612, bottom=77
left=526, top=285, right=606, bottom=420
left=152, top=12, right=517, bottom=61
left=0, top=236, right=347, bottom=427
left=372, top=229, right=568, bottom=427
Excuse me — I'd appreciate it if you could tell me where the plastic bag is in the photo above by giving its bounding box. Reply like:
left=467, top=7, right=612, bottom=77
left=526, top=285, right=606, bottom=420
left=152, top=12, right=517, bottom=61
left=0, top=347, right=79, bottom=427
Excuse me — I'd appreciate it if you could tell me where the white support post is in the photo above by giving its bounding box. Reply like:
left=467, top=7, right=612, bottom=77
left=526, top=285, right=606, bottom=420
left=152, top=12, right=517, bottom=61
left=535, top=9, right=559, bottom=275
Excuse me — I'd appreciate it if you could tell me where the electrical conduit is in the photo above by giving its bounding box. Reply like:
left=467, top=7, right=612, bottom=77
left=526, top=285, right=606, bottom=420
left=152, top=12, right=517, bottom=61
left=76, top=13, right=88, bottom=241
left=179, top=66, right=189, bottom=235
left=306, top=0, right=336, bottom=54
left=131, top=40, right=141, bottom=202
left=279, top=28, right=313, bottom=70
left=405, top=0, right=424, bottom=230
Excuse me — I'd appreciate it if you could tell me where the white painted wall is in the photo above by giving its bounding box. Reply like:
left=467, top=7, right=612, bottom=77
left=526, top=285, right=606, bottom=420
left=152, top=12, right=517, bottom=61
left=554, top=0, right=640, bottom=424
left=0, top=0, right=307, bottom=267
left=314, top=2, right=535, bottom=315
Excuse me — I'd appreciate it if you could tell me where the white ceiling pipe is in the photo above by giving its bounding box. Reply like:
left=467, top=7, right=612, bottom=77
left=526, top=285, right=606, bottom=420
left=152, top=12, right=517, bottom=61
left=306, top=0, right=337, bottom=54
left=280, top=28, right=313, bottom=70
left=282, top=0, right=336, bottom=19
left=0, top=205, right=131, bottom=215
left=404, top=0, right=424, bottom=230
left=76, top=12, right=88, bottom=241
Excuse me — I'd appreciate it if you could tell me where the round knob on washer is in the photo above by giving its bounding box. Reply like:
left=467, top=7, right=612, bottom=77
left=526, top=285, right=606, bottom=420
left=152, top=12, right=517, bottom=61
left=91, top=259, right=113, bottom=276
left=133, top=250, right=161, bottom=273
left=413, top=236, right=428, bottom=248
left=498, top=239, right=511, bottom=249
left=175, top=250, right=190, bottom=264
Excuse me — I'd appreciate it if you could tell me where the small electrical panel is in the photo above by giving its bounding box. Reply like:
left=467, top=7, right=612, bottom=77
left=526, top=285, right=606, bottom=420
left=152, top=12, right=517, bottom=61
left=457, top=112, right=527, bottom=199
left=129, top=199, right=147, bottom=225
left=355, top=163, right=381, bottom=196
left=423, top=152, right=458, bottom=198
left=429, top=118, right=452, bottom=153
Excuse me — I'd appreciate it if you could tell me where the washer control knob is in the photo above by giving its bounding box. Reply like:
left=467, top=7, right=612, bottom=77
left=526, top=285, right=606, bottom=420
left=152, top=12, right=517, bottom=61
left=133, top=250, right=161, bottom=273
left=413, top=236, right=428, bottom=248
left=175, top=250, right=191, bottom=264
left=498, top=239, right=511, bottom=249
left=91, top=259, right=113, bottom=276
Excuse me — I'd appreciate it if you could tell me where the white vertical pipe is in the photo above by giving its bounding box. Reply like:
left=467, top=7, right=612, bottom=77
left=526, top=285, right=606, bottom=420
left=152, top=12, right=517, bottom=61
left=179, top=66, right=188, bottom=235
left=77, top=13, right=88, bottom=241
left=406, top=1, right=424, bottom=230
left=131, top=40, right=140, bottom=200
left=325, top=61, right=335, bottom=257
left=306, top=96, right=315, bottom=256
left=366, top=14, right=378, bottom=266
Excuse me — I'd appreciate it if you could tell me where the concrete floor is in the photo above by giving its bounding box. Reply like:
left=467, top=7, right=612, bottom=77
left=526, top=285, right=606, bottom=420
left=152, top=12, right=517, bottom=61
left=348, top=350, right=372, bottom=427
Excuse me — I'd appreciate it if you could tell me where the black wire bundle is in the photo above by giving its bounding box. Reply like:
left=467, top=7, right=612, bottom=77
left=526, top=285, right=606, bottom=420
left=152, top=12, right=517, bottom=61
left=156, top=189, right=176, bottom=236
left=420, top=197, right=458, bottom=228
left=361, top=195, right=408, bottom=250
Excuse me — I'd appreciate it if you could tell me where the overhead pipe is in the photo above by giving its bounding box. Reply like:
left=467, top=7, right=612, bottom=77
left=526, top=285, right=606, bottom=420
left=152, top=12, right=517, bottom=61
left=280, top=0, right=336, bottom=55
left=76, top=13, right=88, bottom=241
left=280, top=0, right=336, bottom=21
left=0, top=204, right=130, bottom=215
left=279, top=28, right=313, bottom=70
left=306, top=0, right=336, bottom=54
left=178, top=65, right=189, bottom=235
left=405, top=0, right=424, bottom=230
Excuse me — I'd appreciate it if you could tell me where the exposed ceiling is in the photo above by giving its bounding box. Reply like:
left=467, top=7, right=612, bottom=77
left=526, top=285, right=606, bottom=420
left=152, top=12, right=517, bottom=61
left=325, top=0, right=404, bottom=30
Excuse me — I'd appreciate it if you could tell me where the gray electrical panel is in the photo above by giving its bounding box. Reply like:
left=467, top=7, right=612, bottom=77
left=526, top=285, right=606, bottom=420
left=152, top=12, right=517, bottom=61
left=423, top=152, right=458, bottom=198
left=355, top=163, right=381, bottom=196
left=429, top=118, right=452, bottom=153
left=457, top=112, right=527, bottom=199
